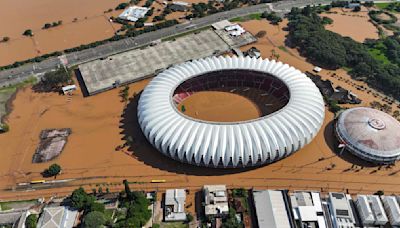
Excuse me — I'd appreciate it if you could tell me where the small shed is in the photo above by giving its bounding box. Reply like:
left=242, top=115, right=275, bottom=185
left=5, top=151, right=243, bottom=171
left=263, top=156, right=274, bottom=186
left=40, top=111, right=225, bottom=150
left=313, top=66, right=322, bottom=73
left=62, top=85, right=77, bottom=94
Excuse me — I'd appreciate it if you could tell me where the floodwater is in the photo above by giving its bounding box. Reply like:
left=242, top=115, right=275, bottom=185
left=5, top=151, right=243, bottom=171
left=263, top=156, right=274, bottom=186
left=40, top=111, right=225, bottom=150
left=0, top=0, right=125, bottom=66
left=177, top=91, right=261, bottom=122
left=321, top=8, right=379, bottom=42
left=1, top=17, right=400, bottom=203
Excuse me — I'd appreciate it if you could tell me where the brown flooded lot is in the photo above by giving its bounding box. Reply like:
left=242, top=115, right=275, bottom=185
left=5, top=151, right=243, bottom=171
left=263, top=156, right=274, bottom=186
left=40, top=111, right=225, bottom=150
left=1, top=18, right=400, bottom=201
left=177, top=91, right=261, bottom=122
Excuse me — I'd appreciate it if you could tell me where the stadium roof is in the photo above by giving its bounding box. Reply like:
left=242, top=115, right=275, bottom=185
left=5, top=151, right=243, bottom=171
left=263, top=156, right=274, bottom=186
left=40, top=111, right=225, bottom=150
left=336, top=107, right=400, bottom=163
left=138, top=56, right=325, bottom=168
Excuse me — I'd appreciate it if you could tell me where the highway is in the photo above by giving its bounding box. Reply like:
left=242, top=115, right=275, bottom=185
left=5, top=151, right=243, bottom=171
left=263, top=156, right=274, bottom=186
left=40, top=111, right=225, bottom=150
left=0, top=0, right=332, bottom=87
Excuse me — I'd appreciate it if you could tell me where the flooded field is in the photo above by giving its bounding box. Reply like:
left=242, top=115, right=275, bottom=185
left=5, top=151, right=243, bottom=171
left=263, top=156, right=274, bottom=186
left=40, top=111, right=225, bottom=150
left=321, top=8, right=379, bottom=42
left=177, top=91, right=261, bottom=122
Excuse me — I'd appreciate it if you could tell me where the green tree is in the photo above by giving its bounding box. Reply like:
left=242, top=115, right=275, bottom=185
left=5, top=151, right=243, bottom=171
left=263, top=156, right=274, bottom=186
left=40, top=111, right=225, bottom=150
left=41, top=68, right=71, bottom=89
left=222, top=208, right=242, bottom=228
left=25, top=214, right=37, bottom=228
left=89, top=202, right=105, bottom=213
left=115, top=2, right=129, bottom=10
left=45, top=163, right=61, bottom=177
left=43, top=23, right=52, bottom=29
left=181, top=105, right=186, bottom=112
left=0, top=123, right=10, bottom=133
left=23, top=29, right=33, bottom=36
left=83, top=211, right=106, bottom=228
left=71, top=187, right=95, bottom=211
left=353, top=5, right=361, bottom=12
left=120, top=85, right=129, bottom=102
left=2, top=37, right=10, bottom=42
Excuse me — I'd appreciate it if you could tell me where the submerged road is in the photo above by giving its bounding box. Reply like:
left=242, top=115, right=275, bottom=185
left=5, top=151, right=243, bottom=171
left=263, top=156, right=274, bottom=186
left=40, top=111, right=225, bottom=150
left=0, top=0, right=331, bottom=87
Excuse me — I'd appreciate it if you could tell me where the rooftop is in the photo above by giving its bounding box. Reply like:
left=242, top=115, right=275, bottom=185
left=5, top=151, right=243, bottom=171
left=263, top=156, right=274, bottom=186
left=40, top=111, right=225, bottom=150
left=253, top=190, right=291, bottom=228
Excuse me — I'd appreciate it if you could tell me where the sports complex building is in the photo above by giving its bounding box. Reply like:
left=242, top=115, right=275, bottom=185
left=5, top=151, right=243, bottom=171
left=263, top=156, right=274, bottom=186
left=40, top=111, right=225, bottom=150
left=335, top=107, right=400, bottom=164
left=138, top=56, right=325, bottom=168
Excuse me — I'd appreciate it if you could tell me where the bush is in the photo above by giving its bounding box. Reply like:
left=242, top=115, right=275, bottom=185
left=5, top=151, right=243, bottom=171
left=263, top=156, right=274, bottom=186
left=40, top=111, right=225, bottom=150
left=43, top=23, right=52, bottom=29
left=116, top=2, right=129, bottom=10
left=23, top=29, right=33, bottom=36
left=1, top=37, right=9, bottom=42
left=0, top=123, right=10, bottom=133
left=83, top=211, right=106, bottom=228
left=261, top=11, right=282, bottom=25
left=44, top=163, right=61, bottom=177
left=71, top=187, right=95, bottom=211
left=40, top=68, right=71, bottom=89
left=25, top=214, right=37, bottom=228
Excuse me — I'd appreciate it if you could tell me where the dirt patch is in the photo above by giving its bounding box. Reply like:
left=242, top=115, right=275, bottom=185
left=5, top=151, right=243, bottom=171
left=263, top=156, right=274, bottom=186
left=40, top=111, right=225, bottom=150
left=32, top=128, right=72, bottom=163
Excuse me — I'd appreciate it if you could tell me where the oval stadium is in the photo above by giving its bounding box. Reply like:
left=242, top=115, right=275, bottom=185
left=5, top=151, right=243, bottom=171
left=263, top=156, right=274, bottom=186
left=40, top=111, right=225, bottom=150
left=335, top=107, right=400, bottom=164
left=137, top=56, right=325, bottom=168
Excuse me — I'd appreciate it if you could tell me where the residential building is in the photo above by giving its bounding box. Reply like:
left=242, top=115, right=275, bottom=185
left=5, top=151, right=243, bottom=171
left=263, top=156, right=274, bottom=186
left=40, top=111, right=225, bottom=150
left=118, top=6, right=149, bottom=22
left=37, top=206, right=78, bottom=228
left=252, top=190, right=292, bottom=228
left=164, top=189, right=187, bottom=222
left=169, top=1, right=189, bottom=11
left=203, top=185, right=229, bottom=218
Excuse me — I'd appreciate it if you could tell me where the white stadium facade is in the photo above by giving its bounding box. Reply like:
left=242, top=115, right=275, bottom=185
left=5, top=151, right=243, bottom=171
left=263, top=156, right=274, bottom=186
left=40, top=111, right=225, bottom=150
left=138, top=56, right=325, bottom=168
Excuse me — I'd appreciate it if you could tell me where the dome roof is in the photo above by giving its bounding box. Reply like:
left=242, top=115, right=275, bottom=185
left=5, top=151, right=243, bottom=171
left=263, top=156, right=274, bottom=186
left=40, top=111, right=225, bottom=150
left=336, top=107, right=400, bottom=162
left=137, top=56, right=325, bottom=168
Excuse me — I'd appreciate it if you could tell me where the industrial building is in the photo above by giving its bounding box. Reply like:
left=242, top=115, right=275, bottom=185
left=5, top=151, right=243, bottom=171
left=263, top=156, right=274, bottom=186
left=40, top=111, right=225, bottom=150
left=356, top=195, right=388, bottom=226
left=118, top=6, right=149, bottom=22
left=203, top=185, right=229, bottom=218
left=335, top=107, right=400, bottom=164
left=328, top=192, right=357, bottom=228
left=290, top=191, right=327, bottom=228
left=252, top=190, right=293, bottom=228
left=381, top=196, right=400, bottom=226
left=164, top=189, right=187, bottom=221
left=138, top=56, right=324, bottom=168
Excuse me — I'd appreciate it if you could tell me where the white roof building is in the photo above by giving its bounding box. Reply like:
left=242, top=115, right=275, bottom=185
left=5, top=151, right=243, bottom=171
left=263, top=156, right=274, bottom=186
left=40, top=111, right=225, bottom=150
left=356, top=195, right=375, bottom=226
left=37, top=206, right=78, bottom=228
left=369, top=195, right=388, bottom=225
left=381, top=196, right=400, bottom=226
left=203, top=185, right=229, bottom=217
left=328, top=192, right=356, bottom=228
left=165, top=189, right=187, bottom=221
left=212, top=20, right=234, bottom=30
left=290, top=191, right=327, bottom=228
left=138, top=56, right=325, bottom=168
left=253, top=190, right=291, bottom=228
left=225, top=24, right=246, bottom=37
left=118, top=6, right=149, bottom=22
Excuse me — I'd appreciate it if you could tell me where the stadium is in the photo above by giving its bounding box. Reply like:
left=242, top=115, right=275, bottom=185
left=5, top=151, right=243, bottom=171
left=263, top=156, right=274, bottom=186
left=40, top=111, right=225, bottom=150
left=335, top=107, right=400, bottom=164
left=137, top=56, right=325, bottom=168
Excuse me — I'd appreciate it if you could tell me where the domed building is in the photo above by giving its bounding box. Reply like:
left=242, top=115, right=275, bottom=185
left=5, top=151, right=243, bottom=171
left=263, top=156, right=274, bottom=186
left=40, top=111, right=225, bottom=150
left=335, top=107, right=400, bottom=164
left=138, top=56, right=325, bottom=168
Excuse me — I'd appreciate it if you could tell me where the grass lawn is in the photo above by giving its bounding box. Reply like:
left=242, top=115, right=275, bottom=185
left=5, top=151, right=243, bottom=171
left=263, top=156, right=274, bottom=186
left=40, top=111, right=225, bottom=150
left=375, top=2, right=391, bottom=9
left=0, top=199, right=38, bottom=211
left=230, top=13, right=263, bottom=22
left=368, top=48, right=391, bottom=64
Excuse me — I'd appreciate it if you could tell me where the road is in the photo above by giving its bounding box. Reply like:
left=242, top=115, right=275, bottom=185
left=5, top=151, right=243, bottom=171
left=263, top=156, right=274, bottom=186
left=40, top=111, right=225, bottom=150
left=0, top=0, right=332, bottom=87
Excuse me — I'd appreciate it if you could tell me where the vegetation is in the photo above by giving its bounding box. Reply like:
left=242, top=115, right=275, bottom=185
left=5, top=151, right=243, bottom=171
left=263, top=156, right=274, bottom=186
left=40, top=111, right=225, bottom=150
left=378, top=2, right=400, bottom=12
left=287, top=6, right=400, bottom=99
left=261, top=11, right=282, bottom=25
left=369, top=10, right=397, bottom=24
left=327, top=99, right=341, bottom=113
left=43, top=163, right=62, bottom=177
left=1, top=37, right=10, bottom=42
left=116, top=2, right=129, bottom=10
left=70, top=187, right=96, bottom=211
left=321, top=16, right=333, bottom=25
left=0, top=123, right=10, bottom=132
left=25, top=214, right=37, bottom=228
left=22, top=29, right=33, bottom=37
left=83, top=211, right=106, bottom=228
left=43, top=21, right=62, bottom=29
left=120, top=85, right=130, bottom=102
left=222, top=208, right=242, bottom=228
left=40, top=68, right=71, bottom=90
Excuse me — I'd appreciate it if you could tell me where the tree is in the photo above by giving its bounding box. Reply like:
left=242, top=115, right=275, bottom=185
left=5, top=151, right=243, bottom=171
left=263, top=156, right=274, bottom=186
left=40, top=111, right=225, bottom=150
left=120, top=85, right=129, bottom=102
left=353, top=5, right=361, bottom=12
left=83, top=211, right=106, bottom=228
left=25, top=214, right=37, bottom=228
left=186, top=213, right=194, bottom=222
left=222, top=208, right=242, bottom=228
left=45, top=163, right=61, bottom=177
left=321, top=16, right=333, bottom=25
left=2, top=37, right=10, bottom=42
left=43, top=23, right=52, bottom=29
left=23, top=29, right=33, bottom=36
left=71, top=187, right=95, bottom=211
left=89, top=202, right=105, bottom=213
left=374, top=190, right=384, bottom=196
left=181, top=105, right=186, bottom=112
left=0, top=123, right=10, bottom=133
left=115, top=2, right=129, bottom=10
left=41, top=68, right=71, bottom=89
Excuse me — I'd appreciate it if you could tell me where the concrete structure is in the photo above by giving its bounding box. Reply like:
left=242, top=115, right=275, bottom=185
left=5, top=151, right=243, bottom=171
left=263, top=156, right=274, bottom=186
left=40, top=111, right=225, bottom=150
left=381, top=196, right=400, bottom=226
left=252, top=190, right=292, bottom=228
left=118, top=6, right=149, bottom=22
left=78, top=29, right=230, bottom=95
left=356, top=195, right=375, bottom=226
left=0, top=211, right=24, bottom=227
left=212, top=20, right=234, bottom=30
left=170, top=1, right=190, bottom=11
left=290, top=191, right=327, bottom=228
left=225, top=24, right=246, bottom=36
left=164, top=189, right=187, bottom=221
left=203, top=185, right=229, bottom=218
left=138, top=56, right=325, bottom=168
left=335, top=107, right=400, bottom=164
left=328, top=192, right=356, bottom=228
left=37, top=206, right=78, bottom=228
left=368, top=195, right=388, bottom=226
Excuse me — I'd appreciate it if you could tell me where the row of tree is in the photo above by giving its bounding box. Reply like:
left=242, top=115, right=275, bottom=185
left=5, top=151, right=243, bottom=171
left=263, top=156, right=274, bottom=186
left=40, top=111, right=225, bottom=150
left=287, top=6, right=400, bottom=99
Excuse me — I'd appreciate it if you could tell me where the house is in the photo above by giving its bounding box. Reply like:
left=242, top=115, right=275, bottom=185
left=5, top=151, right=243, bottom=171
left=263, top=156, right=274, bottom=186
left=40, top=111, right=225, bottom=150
left=164, top=189, right=187, bottom=222
left=37, top=206, right=78, bottom=228
left=224, top=24, right=246, bottom=37
left=356, top=195, right=388, bottom=226
left=203, top=185, right=229, bottom=218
